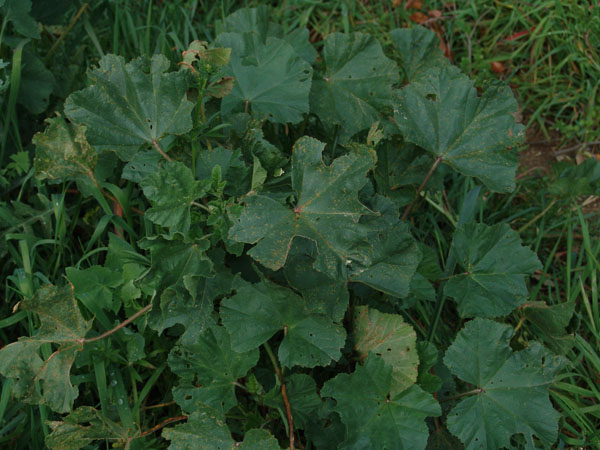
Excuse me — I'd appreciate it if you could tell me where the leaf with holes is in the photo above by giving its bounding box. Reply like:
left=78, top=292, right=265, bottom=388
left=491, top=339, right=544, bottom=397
left=444, top=223, right=541, bottom=318
left=394, top=66, right=523, bottom=192
left=169, top=325, right=259, bottom=414
left=444, top=318, right=566, bottom=450
left=353, top=306, right=419, bottom=394
left=229, top=136, right=376, bottom=279
left=64, top=54, right=194, bottom=160
left=0, top=284, right=92, bottom=412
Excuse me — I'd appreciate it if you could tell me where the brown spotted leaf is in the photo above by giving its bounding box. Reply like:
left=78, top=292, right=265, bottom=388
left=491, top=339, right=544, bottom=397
left=229, top=136, right=376, bottom=280
left=0, top=284, right=92, bottom=412
left=353, top=306, right=419, bottom=395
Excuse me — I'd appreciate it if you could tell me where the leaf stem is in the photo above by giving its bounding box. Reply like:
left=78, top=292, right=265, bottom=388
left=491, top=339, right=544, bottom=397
left=440, top=388, right=484, bottom=403
left=83, top=303, right=152, bottom=343
left=191, top=201, right=211, bottom=213
left=137, top=415, right=187, bottom=438
left=152, top=139, right=172, bottom=162
left=263, top=342, right=295, bottom=450
left=401, top=156, right=443, bottom=221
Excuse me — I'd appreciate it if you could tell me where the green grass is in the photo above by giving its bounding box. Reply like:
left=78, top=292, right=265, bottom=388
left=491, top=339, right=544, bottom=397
left=0, top=0, right=599, bottom=448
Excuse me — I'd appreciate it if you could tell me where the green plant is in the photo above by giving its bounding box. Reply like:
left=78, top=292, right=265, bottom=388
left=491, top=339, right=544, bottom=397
left=0, top=6, right=586, bottom=449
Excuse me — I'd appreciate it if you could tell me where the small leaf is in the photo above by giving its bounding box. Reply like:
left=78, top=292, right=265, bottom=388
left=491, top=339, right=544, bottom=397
left=0, top=0, right=40, bottom=38
left=162, top=406, right=235, bottom=449
left=65, top=54, right=194, bottom=160
left=169, top=325, right=258, bottom=413
left=394, top=66, right=523, bottom=192
left=66, top=266, right=122, bottom=314
left=444, top=223, right=541, bottom=318
left=310, top=32, right=399, bottom=139
left=523, top=300, right=575, bottom=354
left=33, top=116, right=97, bottom=184
left=229, top=136, right=376, bottom=279
left=140, top=161, right=208, bottom=232
left=322, top=355, right=441, bottom=449
left=352, top=306, right=419, bottom=394
left=0, top=284, right=92, bottom=412
left=196, top=146, right=250, bottom=197
left=444, top=318, right=566, bottom=450
left=220, top=280, right=346, bottom=368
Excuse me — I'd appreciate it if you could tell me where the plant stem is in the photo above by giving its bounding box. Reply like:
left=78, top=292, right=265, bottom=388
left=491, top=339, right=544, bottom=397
left=440, top=388, right=484, bottom=403
left=263, top=342, right=295, bottom=450
left=83, top=303, right=152, bottom=343
left=152, top=139, right=172, bottom=162
left=46, top=3, right=89, bottom=61
left=137, top=415, right=187, bottom=438
left=518, top=199, right=557, bottom=234
left=191, top=201, right=211, bottom=213
left=401, top=156, right=443, bottom=221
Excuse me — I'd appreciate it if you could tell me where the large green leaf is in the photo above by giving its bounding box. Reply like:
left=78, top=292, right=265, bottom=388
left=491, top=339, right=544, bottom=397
left=0, top=0, right=40, bottom=38
left=64, top=54, right=194, bottom=160
left=321, top=355, right=441, bottom=449
left=169, top=325, right=259, bottom=413
left=217, top=31, right=312, bottom=124
left=0, top=284, right=92, bottom=412
left=218, top=6, right=316, bottom=65
left=33, top=116, right=97, bottom=183
left=390, top=26, right=448, bottom=83
left=220, top=280, right=346, bottom=368
left=394, top=66, right=523, bottom=192
left=352, top=306, right=419, bottom=395
left=444, top=318, right=566, bottom=450
left=140, top=161, right=208, bottom=232
left=444, top=223, right=541, bottom=317
left=229, top=136, right=376, bottom=279
left=46, top=407, right=129, bottom=450
left=310, top=32, right=399, bottom=139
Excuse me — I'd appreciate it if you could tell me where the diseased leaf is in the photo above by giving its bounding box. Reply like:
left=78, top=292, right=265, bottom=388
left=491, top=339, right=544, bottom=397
left=46, top=407, right=129, bottom=450
left=33, top=116, right=97, bottom=183
left=310, top=32, right=399, bottom=139
left=444, top=318, right=566, bottom=450
left=322, top=355, right=441, bottom=449
left=169, top=325, right=259, bottom=413
left=444, top=223, right=541, bottom=318
left=390, top=26, right=448, bottom=83
left=0, top=284, right=92, bottom=412
left=353, top=306, right=419, bottom=394
left=264, top=373, right=321, bottom=429
left=217, top=31, right=312, bottom=124
left=394, top=66, right=523, bottom=192
left=220, top=280, right=346, bottom=368
left=140, top=161, right=208, bottom=232
left=229, top=136, right=376, bottom=279
left=65, top=54, right=194, bottom=160
left=238, top=429, right=281, bottom=449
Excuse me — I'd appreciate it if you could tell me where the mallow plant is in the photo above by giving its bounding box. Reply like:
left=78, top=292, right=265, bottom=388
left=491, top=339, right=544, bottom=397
left=0, top=6, right=567, bottom=450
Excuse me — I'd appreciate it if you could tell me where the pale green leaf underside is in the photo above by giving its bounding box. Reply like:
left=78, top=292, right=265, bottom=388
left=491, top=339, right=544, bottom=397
left=445, top=223, right=542, bottom=318
left=444, top=318, right=566, bottom=450
left=65, top=54, right=194, bottom=160
left=395, top=66, right=523, bottom=192
left=353, top=306, right=419, bottom=395
left=229, top=136, right=376, bottom=280
left=310, top=32, right=399, bottom=138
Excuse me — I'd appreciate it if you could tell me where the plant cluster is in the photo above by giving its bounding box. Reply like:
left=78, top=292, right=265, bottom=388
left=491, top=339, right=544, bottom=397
left=0, top=5, right=580, bottom=449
